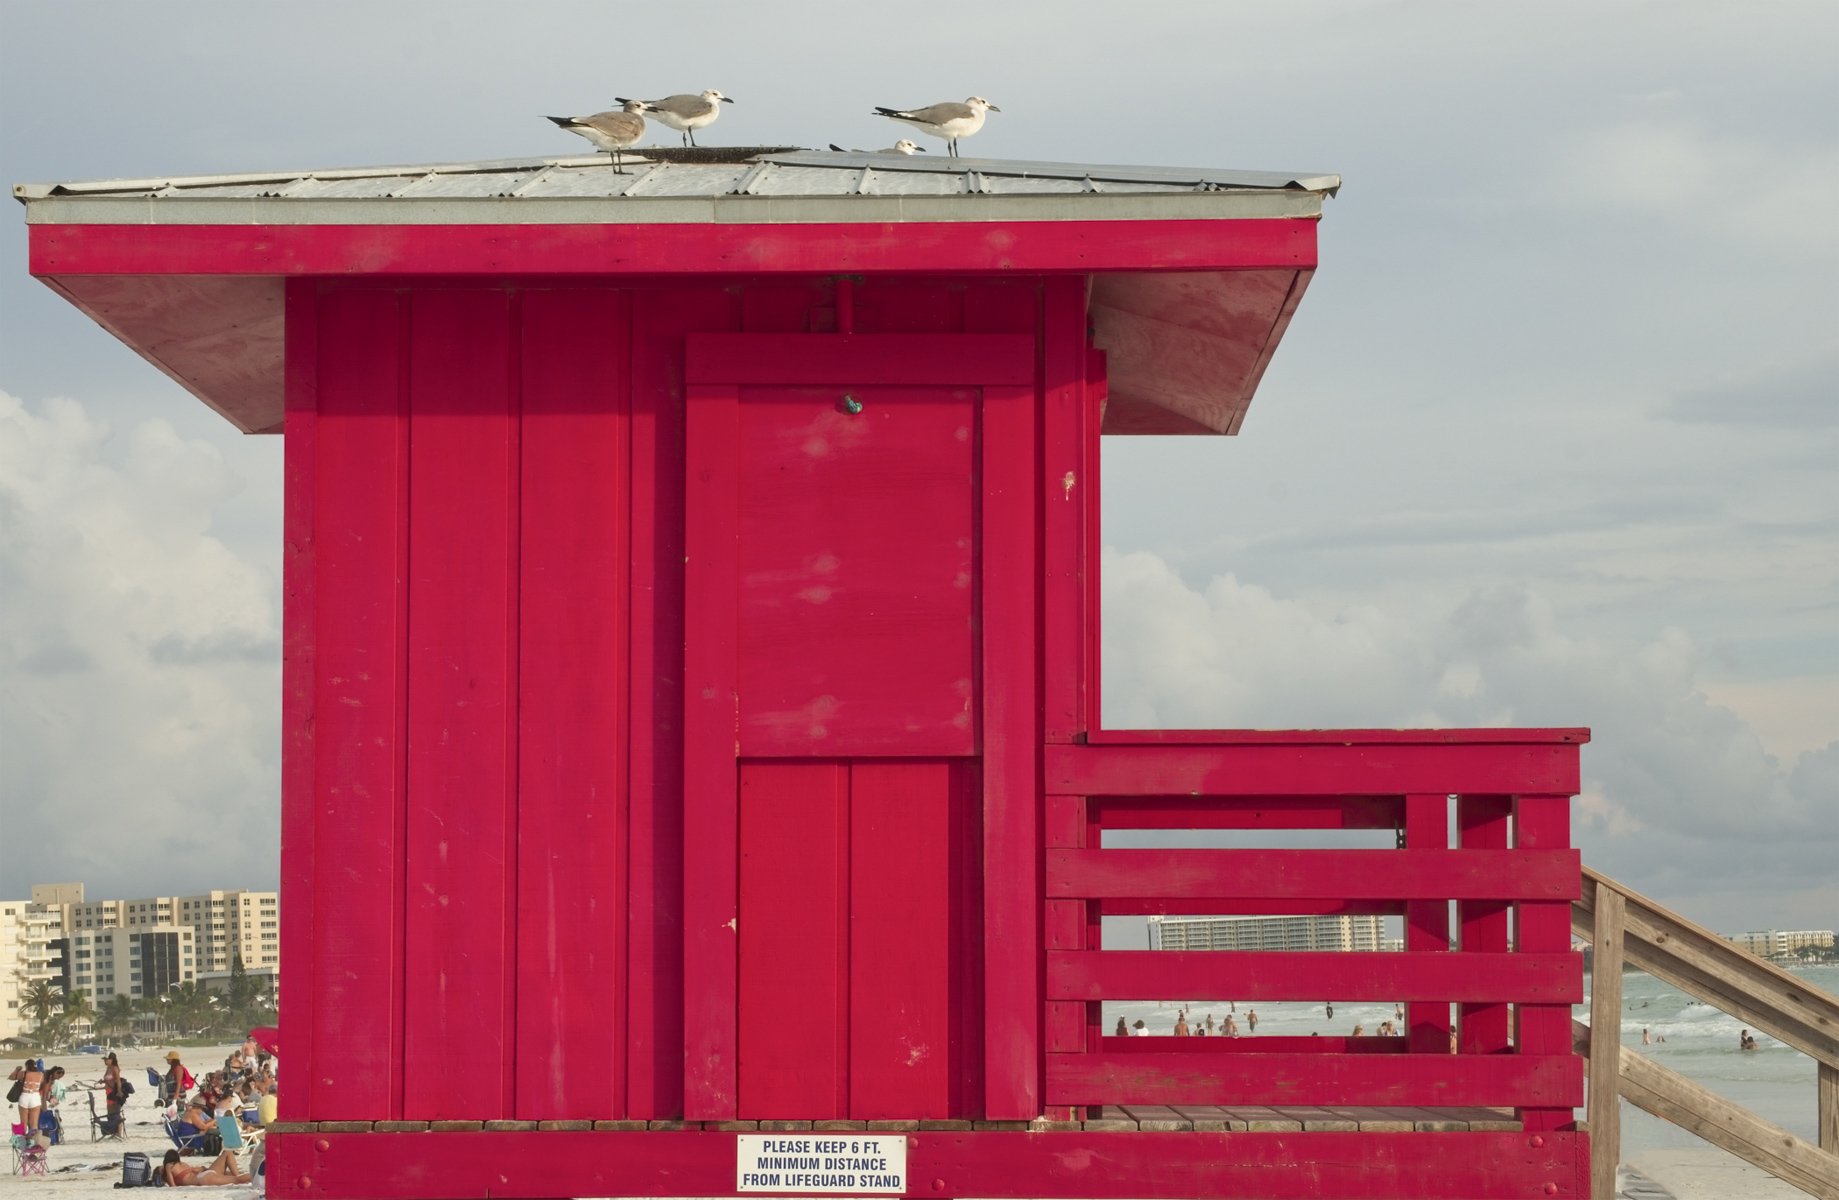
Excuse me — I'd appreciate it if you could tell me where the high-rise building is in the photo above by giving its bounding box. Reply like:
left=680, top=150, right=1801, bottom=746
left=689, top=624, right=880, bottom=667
left=1148, top=913, right=1391, bottom=952
left=4, top=884, right=278, bottom=1013
left=1726, top=929, right=1835, bottom=959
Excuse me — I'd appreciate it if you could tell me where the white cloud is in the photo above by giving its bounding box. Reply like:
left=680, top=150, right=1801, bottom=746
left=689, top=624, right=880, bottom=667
left=1100, top=547, right=1839, bottom=931
left=0, top=390, right=279, bottom=898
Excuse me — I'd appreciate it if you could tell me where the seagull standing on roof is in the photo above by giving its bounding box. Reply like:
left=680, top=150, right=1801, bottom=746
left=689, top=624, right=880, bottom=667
left=871, top=97, right=999, bottom=157
left=544, top=102, right=648, bottom=173
left=827, top=139, right=927, bottom=155
left=614, top=90, right=733, bottom=147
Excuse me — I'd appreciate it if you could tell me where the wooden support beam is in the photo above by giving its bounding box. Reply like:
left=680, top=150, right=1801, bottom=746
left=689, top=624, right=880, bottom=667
left=1587, top=886, right=1625, bottom=1200
left=1574, top=1018, right=1839, bottom=1198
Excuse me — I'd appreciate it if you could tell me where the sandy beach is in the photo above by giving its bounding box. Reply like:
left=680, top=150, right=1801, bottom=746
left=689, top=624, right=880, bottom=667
left=3, top=1042, right=258, bottom=1197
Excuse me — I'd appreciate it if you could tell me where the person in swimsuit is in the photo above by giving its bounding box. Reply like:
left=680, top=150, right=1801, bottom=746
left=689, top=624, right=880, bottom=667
left=158, top=1148, right=253, bottom=1186
left=9, top=1057, right=44, bottom=1134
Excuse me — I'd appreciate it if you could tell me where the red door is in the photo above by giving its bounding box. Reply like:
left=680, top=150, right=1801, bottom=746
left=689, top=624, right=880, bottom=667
left=681, top=334, right=1038, bottom=1120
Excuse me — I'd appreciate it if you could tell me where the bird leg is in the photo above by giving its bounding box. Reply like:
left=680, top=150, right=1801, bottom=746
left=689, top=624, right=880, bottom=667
left=688, top=129, right=697, bottom=148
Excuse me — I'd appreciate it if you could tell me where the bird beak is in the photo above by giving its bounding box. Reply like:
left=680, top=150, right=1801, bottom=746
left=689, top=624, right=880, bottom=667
left=720, top=95, right=735, bottom=103
left=987, top=104, right=1002, bottom=112
left=914, top=146, right=927, bottom=152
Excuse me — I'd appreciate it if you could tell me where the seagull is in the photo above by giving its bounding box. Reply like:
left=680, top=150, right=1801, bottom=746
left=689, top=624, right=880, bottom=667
left=613, top=90, right=733, bottom=147
left=544, top=102, right=647, bottom=173
left=827, top=139, right=927, bottom=154
left=871, top=97, right=999, bottom=157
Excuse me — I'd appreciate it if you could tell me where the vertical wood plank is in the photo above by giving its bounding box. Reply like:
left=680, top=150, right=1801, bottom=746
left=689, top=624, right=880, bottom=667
left=1515, top=794, right=1575, bottom=1133
left=1457, top=795, right=1512, bottom=1055
left=1082, top=348, right=1106, bottom=739
left=682, top=378, right=741, bottom=1120
left=738, top=761, right=847, bottom=1117
left=627, top=286, right=733, bottom=1117
left=309, top=287, right=407, bottom=1120
left=1403, top=793, right=1451, bottom=1057
left=280, top=278, right=319, bottom=1120
left=952, top=760, right=986, bottom=1119
left=979, top=375, right=1041, bottom=1120
left=1588, top=884, right=1626, bottom=1200
left=402, top=288, right=518, bottom=1119
left=1043, top=794, right=1087, bottom=1122
left=850, top=761, right=954, bottom=1118
left=514, top=288, right=629, bottom=1120
left=1817, top=1061, right=1837, bottom=1155
left=1041, top=276, right=1088, bottom=745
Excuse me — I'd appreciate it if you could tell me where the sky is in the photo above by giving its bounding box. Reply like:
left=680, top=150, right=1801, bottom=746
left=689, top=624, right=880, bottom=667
left=0, top=1, right=1833, bottom=934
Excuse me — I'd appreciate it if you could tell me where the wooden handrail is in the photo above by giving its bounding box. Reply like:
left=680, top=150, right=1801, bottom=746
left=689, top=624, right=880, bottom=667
left=1573, top=866, right=1839, bottom=1199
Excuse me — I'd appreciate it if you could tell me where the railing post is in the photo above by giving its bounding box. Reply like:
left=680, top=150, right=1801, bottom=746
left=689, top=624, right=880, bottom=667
left=1589, top=881, right=1626, bottom=1200
left=1820, top=1061, right=1838, bottom=1156
left=1403, top=793, right=1452, bottom=1055
left=1514, top=794, right=1574, bottom=1134
left=1457, top=795, right=1512, bottom=1053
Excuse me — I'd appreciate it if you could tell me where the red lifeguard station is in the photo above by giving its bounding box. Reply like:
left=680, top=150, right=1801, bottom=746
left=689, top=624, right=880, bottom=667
left=21, top=146, right=1588, bottom=1198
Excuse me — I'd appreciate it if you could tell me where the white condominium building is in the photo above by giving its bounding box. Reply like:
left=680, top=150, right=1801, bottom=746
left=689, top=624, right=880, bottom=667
left=1148, top=913, right=1390, bottom=952
left=1726, top=929, right=1835, bottom=958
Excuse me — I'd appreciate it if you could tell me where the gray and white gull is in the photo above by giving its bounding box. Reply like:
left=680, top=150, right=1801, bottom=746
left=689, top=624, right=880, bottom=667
left=544, top=102, right=648, bottom=173
left=614, top=89, right=734, bottom=147
left=871, top=97, right=999, bottom=157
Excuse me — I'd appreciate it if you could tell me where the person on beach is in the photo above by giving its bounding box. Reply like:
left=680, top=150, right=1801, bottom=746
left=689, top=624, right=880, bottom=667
left=158, top=1148, right=253, bottom=1186
left=1204, top=1013, right=1214, bottom=1034
left=164, top=1051, right=195, bottom=1106
left=1740, top=1030, right=1757, bottom=1051
left=1246, top=1009, right=1258, bottom=1034
left=1131, top=1020, right=1149, bottom=1037
left=9, top=1056, right=44, bottom=1134
left=1115, top=1017, right=1128, bottom=1037
left=1325, top=1002, right=1334, bottom=1019
left=1223, top=1013, right=1239, bottom=1037
left=1642, top=1027, right=1650, bottom=1045
left=1352, top=1023, right=1365, bottom=1037
left=1173, top=1014, right=1191, bottom=1036
left=97, top=1052, right=127, bottom=1124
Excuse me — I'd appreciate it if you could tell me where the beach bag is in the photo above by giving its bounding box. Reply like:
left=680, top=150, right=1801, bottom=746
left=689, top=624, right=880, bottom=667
left=4, top=1077, right=20, bottom=1103
left=120, top=1150, right=154, bottom=1186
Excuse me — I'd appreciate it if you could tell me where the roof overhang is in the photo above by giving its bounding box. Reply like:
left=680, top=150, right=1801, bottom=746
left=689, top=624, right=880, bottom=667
left=19, top=152, right=1334, bottom=435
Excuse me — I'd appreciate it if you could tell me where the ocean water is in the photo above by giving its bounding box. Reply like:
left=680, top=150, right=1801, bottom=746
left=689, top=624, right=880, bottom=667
left=1102, top=962, right=1838, bottom=1156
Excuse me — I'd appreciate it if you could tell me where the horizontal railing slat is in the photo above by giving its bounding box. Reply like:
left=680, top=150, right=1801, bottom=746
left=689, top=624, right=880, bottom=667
left=1047, top=1052, right=1583, bottom=1109
left=1097, top=898, right=1405, bottom=917
left=1049, top=848, right=1580, bottom=901
left=1050, top=950, right=1582, bottom=1003
left=1100, top=1036, right=1405, bottom=1054
left=1090, top=796, right=1402, bottom=830
left=1048, top=742, right=1581, bottom=796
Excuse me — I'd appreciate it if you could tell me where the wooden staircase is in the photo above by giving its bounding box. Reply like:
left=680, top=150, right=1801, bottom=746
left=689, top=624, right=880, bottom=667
left=1574, top=868, right=1839, bottom=1198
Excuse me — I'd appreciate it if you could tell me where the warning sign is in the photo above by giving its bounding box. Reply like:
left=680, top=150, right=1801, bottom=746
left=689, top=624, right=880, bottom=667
left=735, top=1133, right=908, bottom=1194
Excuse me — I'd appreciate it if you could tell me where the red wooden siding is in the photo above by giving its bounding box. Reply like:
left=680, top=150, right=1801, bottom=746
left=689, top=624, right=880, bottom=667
left=513, top=289, right=630, bottom=1119
left=734, top=760, right=975, bottom=1118
left=304, top=287, right=408, bottom=1120
left=402, top=289, right=519, bottom=1118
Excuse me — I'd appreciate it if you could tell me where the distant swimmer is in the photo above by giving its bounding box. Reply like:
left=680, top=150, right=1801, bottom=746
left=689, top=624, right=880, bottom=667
left=1326, top=1002, right=1335, bottom=1019
left=1740, top=1029, right=1758, bottom=1051
left=1642, top=1027, right=1650, bottom=1045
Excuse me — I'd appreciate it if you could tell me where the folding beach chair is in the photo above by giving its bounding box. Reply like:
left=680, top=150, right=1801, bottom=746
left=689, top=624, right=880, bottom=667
left=89, top=1090, right=126, bottom=1142
left=163, top=1114, right=213, bottom=1156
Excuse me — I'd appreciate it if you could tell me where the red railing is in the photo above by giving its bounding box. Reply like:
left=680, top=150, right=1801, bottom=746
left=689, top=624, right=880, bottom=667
left=1042, top=730, right=1587, bottom=1130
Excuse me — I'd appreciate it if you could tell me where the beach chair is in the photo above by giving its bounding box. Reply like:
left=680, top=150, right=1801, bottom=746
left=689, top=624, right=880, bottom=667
left=9, top=1124, right=46, bottom=1176
left=163, top=1114, right=213, bottom=1156
left=146, top=1067, right=169, bottom=1107
left=88, top=1090, right=126, bottom=1142
left=216, top=1110, right=261, bottom=1169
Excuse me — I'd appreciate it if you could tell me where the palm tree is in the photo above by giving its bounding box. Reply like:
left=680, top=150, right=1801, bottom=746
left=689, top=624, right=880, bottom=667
left=63, top=986, right=96, bottom=1038
left=20, top=977, right=61, bottom=1037
left=98, top=993, right=139, bottom=1041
